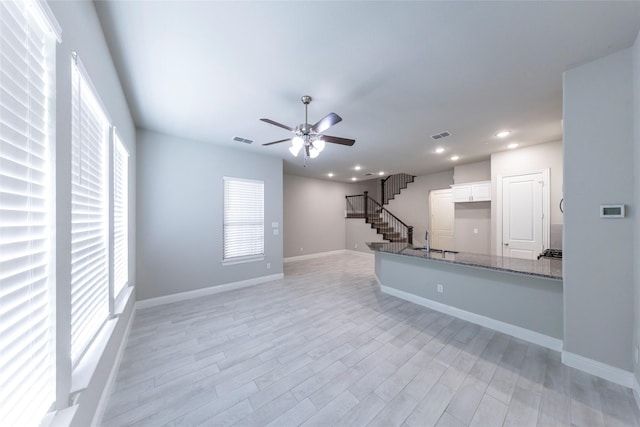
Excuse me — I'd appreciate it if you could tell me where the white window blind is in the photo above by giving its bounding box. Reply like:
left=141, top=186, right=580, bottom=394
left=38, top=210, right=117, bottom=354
left=0, top=1, right=57, bottom=425
left=223, top=177, right=264, bottom=261
left=70, top=58, right=110, bottom=365
left=112, top=133, right=128, bottom=299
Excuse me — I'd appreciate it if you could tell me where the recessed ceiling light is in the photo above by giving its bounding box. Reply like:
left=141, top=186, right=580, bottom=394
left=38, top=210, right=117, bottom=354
left=327, top=173, right=334, bottom=177
left=496, top=131, right=511, bottom=138
left=351, top=177, right=357, bottom=181
left=451, top=155, right=460, bottom=161
left=507, top=143, right=519, bottom=149
left=378, top=171, right=384, bottom=176
left=354, top=165, right=361, bottom=171
left=435, top=147, right=445, bottom=154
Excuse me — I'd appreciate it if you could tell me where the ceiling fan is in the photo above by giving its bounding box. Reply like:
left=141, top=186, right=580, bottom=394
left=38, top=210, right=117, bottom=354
left=261, top=95, right=355, bottom=161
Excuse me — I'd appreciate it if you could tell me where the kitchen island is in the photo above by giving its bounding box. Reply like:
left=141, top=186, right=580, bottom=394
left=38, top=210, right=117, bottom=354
left=368, top=242, right=563, bottom=349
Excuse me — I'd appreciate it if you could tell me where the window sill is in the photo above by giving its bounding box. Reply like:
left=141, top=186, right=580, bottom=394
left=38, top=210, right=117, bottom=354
left=70, top=286, right=134, bottom=394
left=221, top=255, right=265, bottom=266
left=114, top=285, right=134, bottom=316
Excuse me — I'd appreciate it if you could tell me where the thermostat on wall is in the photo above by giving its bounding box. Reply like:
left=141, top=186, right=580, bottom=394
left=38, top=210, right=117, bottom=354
left=600, top=204, right=625, bottom=218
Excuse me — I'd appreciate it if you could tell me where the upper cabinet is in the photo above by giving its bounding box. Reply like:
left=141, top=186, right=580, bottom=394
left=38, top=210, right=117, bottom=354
left=451, top=181, right=491, bottom=203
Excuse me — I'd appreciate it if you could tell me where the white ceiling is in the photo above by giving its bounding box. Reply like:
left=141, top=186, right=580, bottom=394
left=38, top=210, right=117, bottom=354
left=95, top=1, right=640, bottom=182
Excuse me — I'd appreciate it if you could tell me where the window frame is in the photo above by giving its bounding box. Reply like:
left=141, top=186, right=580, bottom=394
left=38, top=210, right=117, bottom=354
left=222, top=176, right=265, bottom=265
left=69, top=54, right=111, bottom=367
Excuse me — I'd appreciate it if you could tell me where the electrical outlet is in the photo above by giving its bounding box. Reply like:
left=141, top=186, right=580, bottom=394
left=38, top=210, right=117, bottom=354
left=300, top=247, right=304, bottom=252
left=266, top=262, right=271, bottom=269
left=437, top=284, right=444, bottom=293
left=354, top=243, right=358, bottom=249
left=473, top=228, right=479, bottom=234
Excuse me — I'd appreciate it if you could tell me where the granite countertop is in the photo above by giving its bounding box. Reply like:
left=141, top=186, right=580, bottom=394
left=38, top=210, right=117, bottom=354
left=367, top=242, right=562, bottom=281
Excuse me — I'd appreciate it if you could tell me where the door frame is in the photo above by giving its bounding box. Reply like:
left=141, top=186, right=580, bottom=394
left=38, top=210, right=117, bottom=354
left=495, top=169, right=550, bottom=257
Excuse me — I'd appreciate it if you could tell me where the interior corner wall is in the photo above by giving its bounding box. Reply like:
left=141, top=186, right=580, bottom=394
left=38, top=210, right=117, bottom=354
left=46, top=1, right=137, bottom=426
left=283, top=174, right=351, bottom=258
left=384, top=170, right=455, bottom=247
left=632, top=28, right=640, bottom=386
left=490, top=140, right=564, bottom=254
left=563, top=48, right=634, bottom=372
left=136, top=130, right=283, bottom=301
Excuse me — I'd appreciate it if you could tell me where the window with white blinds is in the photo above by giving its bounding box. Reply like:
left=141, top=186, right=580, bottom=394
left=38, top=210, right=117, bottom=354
left=70, top=58, right=110, bottom=365
left=0, top=1, right=57, bottom=425
left=223, top=177, right=264, bottom=261
left=112, top=133, right=128, bottom=299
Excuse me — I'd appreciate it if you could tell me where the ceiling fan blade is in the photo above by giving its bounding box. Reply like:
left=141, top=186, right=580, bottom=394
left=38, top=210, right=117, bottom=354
left=260, top=118, right=294, bottom=132
left=262, top=138, right=291, bottom=146
left=321, top=135, right=356, bottom=146
left=311, top=112, right=342, bottom=134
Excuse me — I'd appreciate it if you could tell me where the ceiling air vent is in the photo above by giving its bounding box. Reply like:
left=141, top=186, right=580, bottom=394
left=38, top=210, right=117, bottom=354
left=431, top=131, right=451, bottom=140
left=233, top=136, right=254, bottom=144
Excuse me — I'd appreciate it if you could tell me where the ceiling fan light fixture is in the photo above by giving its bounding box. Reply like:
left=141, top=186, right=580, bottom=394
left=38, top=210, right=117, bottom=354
left=314, top=138, right=326, bottom=152
left=289, top=145, right=302, bottom=157
left=309, top=146, right=320, bottom=158
left=292, top=136, right=304, bottom=149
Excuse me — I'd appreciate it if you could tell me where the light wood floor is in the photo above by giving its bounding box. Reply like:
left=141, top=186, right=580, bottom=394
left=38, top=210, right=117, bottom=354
left=102, top=253, right=640, bottom=426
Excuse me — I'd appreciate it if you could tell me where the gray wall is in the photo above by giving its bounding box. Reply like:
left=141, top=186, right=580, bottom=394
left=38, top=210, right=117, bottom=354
left=454, top=160, right=491, bottom=184
left=455, top=202, right=491, bottom=254
left=352, top=178, right=381, bottom=202
left=345, top=218, right=387, bottom=254
left=376, top=252, right=563, bottom=339
left=47, top=1, right=137, bottom=425
left=454, top=161, right=492, bottom=254
left=385, top=170, right=455, bottom=247
left=563, top=48, right=634, bottom=372
left=283, top=174, right=351, bottom=258
left=491, top=141, right=564, bottom=254
left=633, top=30, right=640, bottom=385
left=136, top=130, right=283, bottom=301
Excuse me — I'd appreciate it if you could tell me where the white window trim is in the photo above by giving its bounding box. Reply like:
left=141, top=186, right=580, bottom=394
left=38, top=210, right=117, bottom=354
left=222, top=176, right=265, bottom=263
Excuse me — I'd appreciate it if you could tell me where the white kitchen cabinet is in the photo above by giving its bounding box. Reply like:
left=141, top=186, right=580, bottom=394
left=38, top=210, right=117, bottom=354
left=451, top=181, right=491, bottom=203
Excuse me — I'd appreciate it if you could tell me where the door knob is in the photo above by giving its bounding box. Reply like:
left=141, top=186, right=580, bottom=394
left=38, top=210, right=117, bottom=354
left=503, top=243, right=509, bottom=246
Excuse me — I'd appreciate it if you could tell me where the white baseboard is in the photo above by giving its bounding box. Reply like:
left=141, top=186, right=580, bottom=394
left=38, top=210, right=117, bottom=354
left=633, top=376, right=640, bottom=413
left=91, top=302, right=136, bottom=427
left=380, top=284, right=563, bottom=352
left=562, top=351, right=636, bottom=389
left=345, top=249, right=375, bottom=258
left=135, top=273, right=284, bottom=309
left=284, top=249, right=347, bottom=263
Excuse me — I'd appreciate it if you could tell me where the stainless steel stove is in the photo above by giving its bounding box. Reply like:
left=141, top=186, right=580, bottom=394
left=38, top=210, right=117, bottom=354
left=538, top=249, right=563, bottom=259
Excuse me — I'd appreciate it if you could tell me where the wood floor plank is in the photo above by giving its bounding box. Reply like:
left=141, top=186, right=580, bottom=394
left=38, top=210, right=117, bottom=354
left=570, top=368, right=605, bottom=427
left=100, top=253, right=640, bottom=427
left=469, top=393, right=508, bottom=427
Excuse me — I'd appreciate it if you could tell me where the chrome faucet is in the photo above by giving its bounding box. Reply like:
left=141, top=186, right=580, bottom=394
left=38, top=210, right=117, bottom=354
left=424, top=230, right=430, bottom=252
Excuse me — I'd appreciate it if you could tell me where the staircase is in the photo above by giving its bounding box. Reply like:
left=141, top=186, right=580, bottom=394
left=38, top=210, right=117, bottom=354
left=381, top=173, right=415, bottom=205
left=345, top=191, right=413, bottom=243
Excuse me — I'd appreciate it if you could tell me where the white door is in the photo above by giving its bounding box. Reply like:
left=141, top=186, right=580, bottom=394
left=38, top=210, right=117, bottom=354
left=501, top=172, right=547, bottom=259
left=429, top=189, right=455, bottom=251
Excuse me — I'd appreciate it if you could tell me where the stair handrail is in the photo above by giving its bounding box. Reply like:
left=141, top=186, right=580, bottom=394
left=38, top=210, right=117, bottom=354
left=345, top=192, right=413, bottom=244
left=381, top=173, right=415, bottom=205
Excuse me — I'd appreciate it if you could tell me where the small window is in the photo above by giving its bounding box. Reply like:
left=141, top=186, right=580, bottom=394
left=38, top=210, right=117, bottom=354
left=223, top=177, right=264, bottom=263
